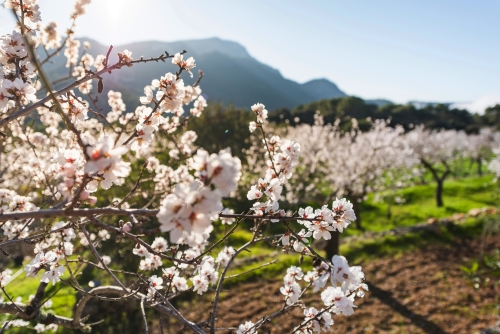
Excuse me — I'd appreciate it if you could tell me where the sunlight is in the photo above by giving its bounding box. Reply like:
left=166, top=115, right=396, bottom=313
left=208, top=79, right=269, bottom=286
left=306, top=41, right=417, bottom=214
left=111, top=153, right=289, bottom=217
left=106, top=0, right=125, bottom=25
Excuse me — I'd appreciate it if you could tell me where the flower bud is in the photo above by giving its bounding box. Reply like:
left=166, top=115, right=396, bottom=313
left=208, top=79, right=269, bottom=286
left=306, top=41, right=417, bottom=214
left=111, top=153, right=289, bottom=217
left=122, top=222, right=132, bottom=233
left=65, top=178, right=74, bottom=188
left=79, top=190, right=89, bottom=200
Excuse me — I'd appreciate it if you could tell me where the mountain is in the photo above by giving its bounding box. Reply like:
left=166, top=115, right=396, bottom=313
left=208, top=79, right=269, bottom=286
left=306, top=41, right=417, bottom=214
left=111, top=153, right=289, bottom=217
left=301, top=79, right=346, bottom=102
left=42, top=37, right=347, bottom=111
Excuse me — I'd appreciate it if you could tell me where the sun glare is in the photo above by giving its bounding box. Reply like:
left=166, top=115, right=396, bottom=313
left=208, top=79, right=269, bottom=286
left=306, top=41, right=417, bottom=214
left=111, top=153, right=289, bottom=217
left=106, top=0, right=124, bottom=24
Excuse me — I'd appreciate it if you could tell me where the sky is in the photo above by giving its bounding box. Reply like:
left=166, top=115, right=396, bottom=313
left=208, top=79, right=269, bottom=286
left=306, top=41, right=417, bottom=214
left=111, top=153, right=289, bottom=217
left=1, top=0, right=500, bottom=108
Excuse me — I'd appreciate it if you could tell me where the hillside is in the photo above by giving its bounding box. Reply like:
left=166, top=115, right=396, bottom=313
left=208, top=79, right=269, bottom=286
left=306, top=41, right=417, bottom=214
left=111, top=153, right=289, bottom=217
left=42, top=37, right=347, bottom=111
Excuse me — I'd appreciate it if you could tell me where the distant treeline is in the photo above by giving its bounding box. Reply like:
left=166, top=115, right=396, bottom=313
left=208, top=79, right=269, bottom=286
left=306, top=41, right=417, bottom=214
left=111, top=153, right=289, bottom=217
left=268, top=96, right=500, bottom=133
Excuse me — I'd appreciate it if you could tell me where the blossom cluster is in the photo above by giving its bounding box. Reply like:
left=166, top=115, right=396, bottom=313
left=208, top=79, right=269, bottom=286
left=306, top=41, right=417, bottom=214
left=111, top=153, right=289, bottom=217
left=0, top=188, right=37, bottom=239
left=157, top=148, right=241, bottom=246
left=130, top=58, right=205, bottom=152
left=277, top=198, right=357, bottom=256
left=246, top=105, right=301, bottom=218
left=278, top=255, right=367, bottom=333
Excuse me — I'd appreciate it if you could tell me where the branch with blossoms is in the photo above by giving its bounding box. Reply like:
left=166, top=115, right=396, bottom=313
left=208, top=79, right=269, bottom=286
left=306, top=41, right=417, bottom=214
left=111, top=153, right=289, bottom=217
left=0, top=1, right=368, bottom=333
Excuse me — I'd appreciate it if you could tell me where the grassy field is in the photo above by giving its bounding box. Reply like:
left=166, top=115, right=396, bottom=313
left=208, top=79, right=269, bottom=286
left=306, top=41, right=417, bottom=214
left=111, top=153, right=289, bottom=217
left=355, top=174, right=499, bottom=234
left=219, top=174, right=500, bottom=282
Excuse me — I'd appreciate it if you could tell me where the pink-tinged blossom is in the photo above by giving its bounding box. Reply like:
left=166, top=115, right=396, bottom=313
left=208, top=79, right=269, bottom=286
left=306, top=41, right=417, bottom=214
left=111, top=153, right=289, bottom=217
left=94, top=54, right=106, bottom=71
left=41, top=264, right=65, bottom=285
left=331, top=255, right=365, bottom=292
left=51, top=222, right=76, bottom=242
left=151, top=237, right=168, bottom=252
left=298, top=206, right=315, bottom=224
left=279, top=230, right=291, bottom=246
left=84, top=136, right=131, bottom=191
left=190, top=95, right=207, bottom=117
left=302, top=307, right=334, bottom=333
left=0, top=269, right=12, bottom=287
left=131, top=123, right=155, bottom=151
left=3, top=78, right=37, bottom=105
left=251, top=103, right=268, bottom=123
left=183, top=85, right=202, bottom=104
left=191, top=275, right=209, bottom=295
left=199, top=261, right=218, bottom=285
left=292, top=229, right=312, bottom=253
left=331, top=198, right=356, bottom=230
left=140, top=86, right=154, bottom=104
left=249, top=121, right=257, bottom=133
left=149, top=275, right=164, bottom=290
left=0, top=82, right=14, bottom=113
left=246, top=185, right=263, bottom=200
left=310, top=221, right=335, bottom=241
left=172, top=276, right=188, bottom=291
left=118, top=49, right=133, bottom=65
left=357, top=283, right=369, bottom=297
left=215, top=246, right=236, bottom=267
left=190, top=148, right=242, bottom=196
left=236, top=321, right=256, bottom=334
left=320, top=286, right=356, bottom=316
left=264, top=178, right=283, bottom=203
left=64, top=38, right=80, bottom=67
left=40, top=22, right=61, bottom=49
left=157, top=198, right=192, bottom=243
left=2, top=221, right=29, bottom=239
left=139, top=254, right=162, bottom=271
left=132, top=244, right=150, bottom=257
left=284, top=266, right=304, bottom=281
left=25, top=251, right=57, bottom=278
left=172, top=53, right=196, bottom=77
left=280, top=281, right=301, bottom=305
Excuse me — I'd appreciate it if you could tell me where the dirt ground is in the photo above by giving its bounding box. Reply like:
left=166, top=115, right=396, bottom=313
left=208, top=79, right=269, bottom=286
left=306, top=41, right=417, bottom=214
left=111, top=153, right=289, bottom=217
left=159, top=232, right=500, bottom=334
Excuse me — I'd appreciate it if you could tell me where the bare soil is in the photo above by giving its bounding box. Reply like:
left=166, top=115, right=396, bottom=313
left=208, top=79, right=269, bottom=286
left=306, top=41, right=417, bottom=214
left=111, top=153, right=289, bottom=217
left=159, top=233, right=500, bottom=334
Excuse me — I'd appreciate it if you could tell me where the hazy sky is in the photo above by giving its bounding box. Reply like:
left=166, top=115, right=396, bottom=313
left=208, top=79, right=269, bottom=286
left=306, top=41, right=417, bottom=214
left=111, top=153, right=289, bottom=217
left=1, top=0, right=499, bottom=105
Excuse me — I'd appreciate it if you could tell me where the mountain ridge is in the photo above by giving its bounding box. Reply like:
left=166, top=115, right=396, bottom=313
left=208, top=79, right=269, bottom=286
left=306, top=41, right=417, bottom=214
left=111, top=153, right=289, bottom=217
left=43, top=37, right=349, bottom=110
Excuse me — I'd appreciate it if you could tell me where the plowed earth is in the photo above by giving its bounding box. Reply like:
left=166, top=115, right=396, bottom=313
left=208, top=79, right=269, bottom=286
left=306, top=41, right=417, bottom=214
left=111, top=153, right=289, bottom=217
left=159, top=233, right=500, bottom=334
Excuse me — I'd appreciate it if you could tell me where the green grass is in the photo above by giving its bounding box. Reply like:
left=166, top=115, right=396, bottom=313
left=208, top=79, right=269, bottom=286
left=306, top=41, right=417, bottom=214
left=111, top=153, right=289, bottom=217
left=215, top=175, right=499, bottom=283
left=0, top=264, right=77, bottom=333
left=2, top=267, right=76, bottom=318
left=352, top=175, right=499, bottom=235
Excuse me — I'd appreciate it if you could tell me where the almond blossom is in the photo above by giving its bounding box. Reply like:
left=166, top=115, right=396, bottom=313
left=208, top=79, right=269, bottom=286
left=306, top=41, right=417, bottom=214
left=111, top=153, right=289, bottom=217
left=85, top=136, right=131, bottom=190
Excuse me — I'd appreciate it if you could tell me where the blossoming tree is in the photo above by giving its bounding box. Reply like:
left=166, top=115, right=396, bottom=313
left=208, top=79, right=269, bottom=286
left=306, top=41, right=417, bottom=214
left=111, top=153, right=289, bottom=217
left=466, top=128, right=500, bottom=176
left=246, top=113, right=415, bottom=258
left=0, top=1, right=368, bottom=332
left=406, top=126, right=467, bottom=207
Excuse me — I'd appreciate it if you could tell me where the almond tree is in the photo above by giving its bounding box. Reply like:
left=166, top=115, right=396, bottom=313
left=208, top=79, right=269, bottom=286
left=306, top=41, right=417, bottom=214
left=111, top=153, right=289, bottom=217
left=406, top=126, right=468, bottom=207
left=0, top=1, right=368, bottom=332
left=270, top=113, right=416, bottom=258
left=466, top=128, right=500, bottom=176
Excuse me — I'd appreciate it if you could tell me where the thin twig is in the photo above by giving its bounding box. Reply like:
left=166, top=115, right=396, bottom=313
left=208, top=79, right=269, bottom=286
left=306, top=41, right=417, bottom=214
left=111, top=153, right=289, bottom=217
left=140, top=298, right=149, bottom=334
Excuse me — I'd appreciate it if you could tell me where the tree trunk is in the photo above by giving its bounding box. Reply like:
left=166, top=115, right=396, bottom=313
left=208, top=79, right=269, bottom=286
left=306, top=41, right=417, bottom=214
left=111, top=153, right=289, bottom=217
left=352, top=199, right=362, bottom=229
left=325, top=231, right=340, bottom=260
left=436, top=179, right=444, bottom=207
left=387, top=199, right=392, bottom=219
left=421, top=158, right=449, bottom=208
left=477, top=158, right=482, bottom=176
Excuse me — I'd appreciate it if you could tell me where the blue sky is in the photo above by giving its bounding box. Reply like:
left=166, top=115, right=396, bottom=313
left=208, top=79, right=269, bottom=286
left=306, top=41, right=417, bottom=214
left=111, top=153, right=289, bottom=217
left=1, top=0, right=499, bottom=106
